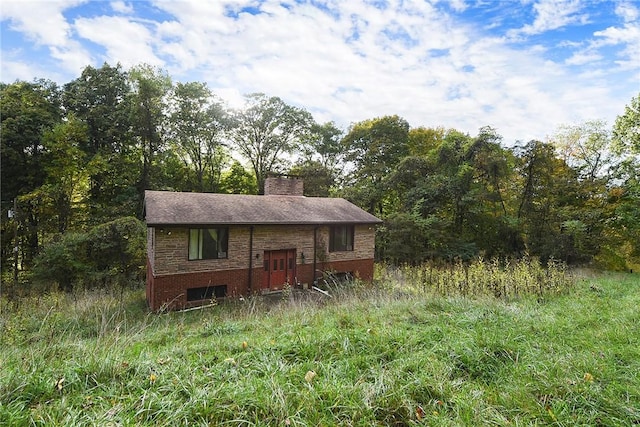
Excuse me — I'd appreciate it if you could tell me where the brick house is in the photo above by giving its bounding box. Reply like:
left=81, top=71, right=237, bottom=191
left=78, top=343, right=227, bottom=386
left=144, top=177, right=382, bottom=310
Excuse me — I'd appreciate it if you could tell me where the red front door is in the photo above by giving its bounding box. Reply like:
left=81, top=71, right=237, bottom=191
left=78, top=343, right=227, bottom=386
left=262, top=249, right=296, bottom=291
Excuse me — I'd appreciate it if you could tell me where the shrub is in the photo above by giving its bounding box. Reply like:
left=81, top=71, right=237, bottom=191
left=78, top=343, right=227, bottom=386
left=31, top=217, right=145, bottom=292
left=31, top=231, right=89, bottom=292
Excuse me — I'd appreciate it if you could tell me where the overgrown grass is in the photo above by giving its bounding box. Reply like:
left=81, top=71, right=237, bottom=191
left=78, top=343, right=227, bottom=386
left=1, top=261, right=639, bottom=426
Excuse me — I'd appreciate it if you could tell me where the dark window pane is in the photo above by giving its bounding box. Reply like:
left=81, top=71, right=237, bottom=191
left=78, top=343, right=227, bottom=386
left=187, top=285, right=227, bottom=301
left=329, top=225, right=354, bottom=252
left=188, top=227, right=229, bottom=260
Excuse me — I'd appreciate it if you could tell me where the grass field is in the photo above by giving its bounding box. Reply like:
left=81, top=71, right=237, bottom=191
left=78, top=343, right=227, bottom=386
left=1, top=262, right=639, bottom=426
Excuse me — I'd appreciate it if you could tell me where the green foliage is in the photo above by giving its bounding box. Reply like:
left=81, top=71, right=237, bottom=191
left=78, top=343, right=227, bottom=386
left=38, top=115, right=89, bottom=233
left=612, top=92, right=640, bottom=156
left=230, top=93, right=314, bottom=194
left=341, top=115, right=410, bottom=215
left=301, top=121, right=344, bottom=172
left=3, top=62, right=640, bottom=281
left=609, top=93, right=640, bottom=268
left=219, top=161, right=259, bottom=194
left=128, top=64, right=172, bottom=203
left=168, top=81, right=231, bottom=192
left=87, top=216, right=147, bottom=286
left=1, top=80, right=63, bottom=268
left=30, top=232, right=90, bottom=292
left=1, top=268, right=638, bottom=425
left=376, top=212, right=446, bottom=264
left=31, top=217, right=146, bottom=291
left=289, top=160, right=335, bottom=197
left=63, top=63, right=139, bottom=223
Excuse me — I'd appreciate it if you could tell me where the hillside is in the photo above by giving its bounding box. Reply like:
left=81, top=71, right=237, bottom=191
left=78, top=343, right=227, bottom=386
left=1, top=268, right=639, bottom=426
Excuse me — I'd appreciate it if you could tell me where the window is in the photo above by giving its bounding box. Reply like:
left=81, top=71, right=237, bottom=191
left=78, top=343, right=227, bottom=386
left=189, top=228, right=228, bottom=260
left=329, top=225, right=354, bottom=252
left=187, top=285, right=227, bottom=301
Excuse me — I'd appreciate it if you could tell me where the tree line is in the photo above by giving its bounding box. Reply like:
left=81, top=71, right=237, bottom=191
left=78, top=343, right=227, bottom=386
left=1, top=62, right=639, bottom=292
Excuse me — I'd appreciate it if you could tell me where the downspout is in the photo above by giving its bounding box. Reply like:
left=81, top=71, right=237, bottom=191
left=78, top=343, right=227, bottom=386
left=313, top=226, right=318, bottom=286
left=248, top=226, right=254, bottom=292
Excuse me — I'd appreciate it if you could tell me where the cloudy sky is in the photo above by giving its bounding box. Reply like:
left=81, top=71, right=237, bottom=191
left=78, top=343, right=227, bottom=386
left=2, top=0, right=639, bottom=144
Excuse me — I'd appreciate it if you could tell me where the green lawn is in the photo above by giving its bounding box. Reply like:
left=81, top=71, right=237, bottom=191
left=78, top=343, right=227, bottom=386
left=1, top=268, right=639, bottom=426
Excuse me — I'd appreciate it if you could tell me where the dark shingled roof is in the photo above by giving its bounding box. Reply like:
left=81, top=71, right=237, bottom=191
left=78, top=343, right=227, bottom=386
left=144, top=190, right=382, bottom=226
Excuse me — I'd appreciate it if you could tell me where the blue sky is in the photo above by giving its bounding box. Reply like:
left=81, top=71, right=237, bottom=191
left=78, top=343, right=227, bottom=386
left=2, top=0, right=639, bottom=144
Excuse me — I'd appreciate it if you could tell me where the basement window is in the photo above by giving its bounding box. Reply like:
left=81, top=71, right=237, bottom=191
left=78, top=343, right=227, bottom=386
left=189, top=228, right=228, bottom=260
left=187, top=285, right=227, bottom=301
left=329, top=225, right=354, bottom=252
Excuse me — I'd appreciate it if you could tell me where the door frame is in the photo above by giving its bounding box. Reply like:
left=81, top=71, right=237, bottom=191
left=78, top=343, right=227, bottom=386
left=261, top=248, right=296, bottom=291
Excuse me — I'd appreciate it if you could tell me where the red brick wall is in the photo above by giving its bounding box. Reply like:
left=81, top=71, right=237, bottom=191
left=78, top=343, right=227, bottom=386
left=146, top=257, right=376, bottom=311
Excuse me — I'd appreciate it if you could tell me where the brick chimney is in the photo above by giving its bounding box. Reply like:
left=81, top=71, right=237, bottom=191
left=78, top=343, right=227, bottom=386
left=264, top=175, right=304, bottom=196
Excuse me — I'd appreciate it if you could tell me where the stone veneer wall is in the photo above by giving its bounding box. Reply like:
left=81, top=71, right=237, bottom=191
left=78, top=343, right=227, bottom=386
left=146, top=224, right=377, bottom=310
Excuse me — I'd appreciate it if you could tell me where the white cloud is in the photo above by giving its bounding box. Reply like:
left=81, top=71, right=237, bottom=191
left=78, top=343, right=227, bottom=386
left=1, top=0, right=93, bottom=75
left=111, top=1, right=134, bottom=14
left=1, top=0, right=85, bottom=46
left=615, top=2, right=639, bottom=22
left=565, top=50, right=602, bottom=65
left=592, top=3, right=640, bottom=71
left=143, top=0, right=626, bottom=142
left=447, top=0, right=469, bottom=13
left=508, top=0, right=589, bottom=37
left=49, top=40, right=94, bottom=75
left=73, top=16, right=164, bottom=68
left=1, top=0, right=633, bottom=145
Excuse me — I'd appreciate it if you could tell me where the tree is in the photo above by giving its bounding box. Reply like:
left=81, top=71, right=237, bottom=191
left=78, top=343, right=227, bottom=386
left=167, top=82, right=230, bottom=192
left=230, top=93, right=314, bottom=194
left=341, top=115, right=410, bottom=215
left=301, top=121, right=344, bottom=172
left=612, top=92, right=640, bottom=156
left=512, top=140, right=600, bottom=262
left=289, top=160, right=335, bottom=197
left=219, top=161, right=258, bottom=195
left=381, top=127, right=519, bottom=262
left=553, top=120, right=614, bottom=181
left=38, top=115, right=89, bottom=233
left=63, top=63, right=137, bottom=222
left=407, top=126, right=446, bottom=157
left=608, top=93, right=640, bottom=269
left=0, top=80, right=62, bottom=269
left=128, top=64, right=172, bottom=204
left=31, top=217, right=145, bottom=292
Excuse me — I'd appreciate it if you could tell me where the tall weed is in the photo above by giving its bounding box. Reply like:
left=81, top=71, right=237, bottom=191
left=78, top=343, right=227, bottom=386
left=376, top=257, right=572, bottom=300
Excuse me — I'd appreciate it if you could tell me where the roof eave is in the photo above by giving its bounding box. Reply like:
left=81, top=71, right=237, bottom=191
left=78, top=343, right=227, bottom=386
left=146, top=220, right=383, bottom=227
